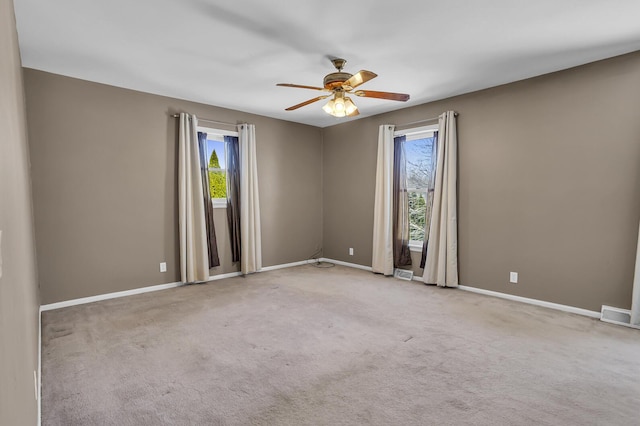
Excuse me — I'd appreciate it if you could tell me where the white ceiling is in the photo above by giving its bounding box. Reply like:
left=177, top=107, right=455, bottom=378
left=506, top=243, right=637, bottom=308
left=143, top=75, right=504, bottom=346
left=13, top=0, right=640, bottom=128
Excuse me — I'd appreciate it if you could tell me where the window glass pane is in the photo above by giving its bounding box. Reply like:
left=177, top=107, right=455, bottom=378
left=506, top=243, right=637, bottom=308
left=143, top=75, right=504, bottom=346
left=405, top=136, right=436, bottom=242
left=206, top=139, right=226, bottom=169
left=409, top=191, right=427, bottom=242
left=209, top=170, right=227, bottom=199
left=406, top=137, right=434, bottom=190
left=206, top=138, right=226, bottom=199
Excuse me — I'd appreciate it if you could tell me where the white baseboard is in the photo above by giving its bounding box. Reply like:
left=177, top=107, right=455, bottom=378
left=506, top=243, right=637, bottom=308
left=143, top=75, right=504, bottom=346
left=317, top=261, right=600, bottom=319
left=208, top=271, right=243, bottom=281
left=458, top=285, right=600, bottom=318
left=210, top=259, right=318, bottom=277
left=39, top=259, right=324, bottom=312
left=40, top=281, right=184, bottom=311
left=416, top=276, right=601, bottom=319
left=261, top=259, right=316, bottom=272
left=318, top=258, right=373, bottom=272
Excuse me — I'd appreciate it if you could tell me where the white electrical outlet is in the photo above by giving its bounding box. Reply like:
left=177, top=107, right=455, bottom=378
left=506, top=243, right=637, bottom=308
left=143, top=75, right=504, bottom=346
left=349, top=248, right=354, bottom=256
left=160, top=262, right=167, bottom=273
left=510, top=272, right=518, bottom=283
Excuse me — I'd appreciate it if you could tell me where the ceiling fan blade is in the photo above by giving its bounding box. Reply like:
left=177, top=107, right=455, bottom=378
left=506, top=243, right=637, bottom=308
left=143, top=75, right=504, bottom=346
left=343, top=70, right=377, bottom=89
left=285, top=95, right=331, bottom=111
left=277, top=83, right=330, bottom=92
left=354, top=90, right=410, bottom=102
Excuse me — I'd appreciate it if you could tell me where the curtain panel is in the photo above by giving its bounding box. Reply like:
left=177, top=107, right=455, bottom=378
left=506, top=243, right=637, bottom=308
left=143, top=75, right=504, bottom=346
left=420, top=130, right=438, bottom=269
left=225, top=135, right=241, bottom=263
left=372, top=125, right=395, bottom=275
left=197, top=131, right=220, bottom=269
left=422, top=111, right=459, bottom=287
left=178, top=113, right=210, bottom=283
left=393, top=135, right=412, bottom=267
left=238, top=124, right=262, bottom=274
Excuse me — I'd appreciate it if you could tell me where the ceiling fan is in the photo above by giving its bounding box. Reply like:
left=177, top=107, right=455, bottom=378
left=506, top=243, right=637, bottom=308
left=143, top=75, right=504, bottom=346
left=277, top=58, right=410, bottom=118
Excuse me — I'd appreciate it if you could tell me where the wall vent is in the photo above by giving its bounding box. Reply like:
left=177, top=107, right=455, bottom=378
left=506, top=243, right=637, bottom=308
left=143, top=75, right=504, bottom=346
left=394, top=269, right=414, bottom=281
left=600, top=305, right=633, bottom=327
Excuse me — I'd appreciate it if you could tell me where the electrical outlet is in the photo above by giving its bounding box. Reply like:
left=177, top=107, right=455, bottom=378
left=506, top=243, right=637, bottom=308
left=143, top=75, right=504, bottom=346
left=510, top=272, right=518, bottom=283
left=349, top=247, right=354, bottom=256
left=160, top=262, right=167, bottom=273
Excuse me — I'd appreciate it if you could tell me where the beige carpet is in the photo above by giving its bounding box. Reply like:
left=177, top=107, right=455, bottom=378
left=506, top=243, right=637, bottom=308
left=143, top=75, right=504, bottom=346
left=42, top=265, right=640, bottom=425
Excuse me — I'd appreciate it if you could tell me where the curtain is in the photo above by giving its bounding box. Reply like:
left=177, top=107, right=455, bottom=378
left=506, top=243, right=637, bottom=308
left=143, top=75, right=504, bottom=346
left=372, top=125, right=395, bottom=275
left=238, top=124, right=262, bottom=274
left=420, top=130, right=439, bottom=269
left=225, top=135, right=241, bottom=263
left=393, top=135, right=412, bottom=267
left=178, top=113, right=209, bottom=283
left=422, top=111, right=458, bottom=287
left=197, top=131, right=220, bottom=269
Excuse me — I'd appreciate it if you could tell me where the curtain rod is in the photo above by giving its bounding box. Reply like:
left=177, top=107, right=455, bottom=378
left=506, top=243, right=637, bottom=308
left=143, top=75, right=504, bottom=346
left=170, top=114, right=237, bottom=128
left=395, top=112, right=458, bottom=129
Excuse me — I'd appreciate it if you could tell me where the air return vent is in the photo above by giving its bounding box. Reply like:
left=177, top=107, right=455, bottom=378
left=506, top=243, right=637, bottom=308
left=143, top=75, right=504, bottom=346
left=601, top=305, right=632, bottom=326
left=394, top=269, right=414, bottom=281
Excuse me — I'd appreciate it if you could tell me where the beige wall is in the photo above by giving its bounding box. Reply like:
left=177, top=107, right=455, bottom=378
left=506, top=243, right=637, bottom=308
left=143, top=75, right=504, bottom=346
left=0, top=0, right=40, bottom=424
left=24, top=70, right=322, bottom=304
left=323, top=52, right=640, bottom=312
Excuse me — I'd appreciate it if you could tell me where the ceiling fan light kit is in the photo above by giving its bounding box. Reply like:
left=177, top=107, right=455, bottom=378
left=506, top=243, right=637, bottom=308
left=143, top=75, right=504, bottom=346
left=277, top=58, right=409, bottom=118
left=322, top=91, right=358, bottom=117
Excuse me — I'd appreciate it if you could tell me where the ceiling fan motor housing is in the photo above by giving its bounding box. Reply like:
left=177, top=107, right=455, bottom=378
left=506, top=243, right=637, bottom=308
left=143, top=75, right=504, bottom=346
left=324, top=72, right=352, bottom=89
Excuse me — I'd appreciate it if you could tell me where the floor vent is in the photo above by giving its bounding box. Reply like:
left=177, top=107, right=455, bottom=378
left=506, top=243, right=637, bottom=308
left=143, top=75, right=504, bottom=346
left=394, top=269, right=414, bottom=281
left=600, top=305, right=632, bottom=326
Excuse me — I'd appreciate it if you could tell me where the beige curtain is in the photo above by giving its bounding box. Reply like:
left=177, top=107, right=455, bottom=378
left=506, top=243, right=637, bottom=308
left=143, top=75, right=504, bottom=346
left=423, top=111, right=458, bottom=287
left=372, top=125, right=395, bottom=275
left=178, top=113, right=209, bottom=283
left=239, top=124, right=262, bottom=274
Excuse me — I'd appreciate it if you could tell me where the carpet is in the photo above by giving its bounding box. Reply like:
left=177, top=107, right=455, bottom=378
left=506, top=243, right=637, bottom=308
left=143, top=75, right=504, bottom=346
left=41, top=265, right=640, bottom=425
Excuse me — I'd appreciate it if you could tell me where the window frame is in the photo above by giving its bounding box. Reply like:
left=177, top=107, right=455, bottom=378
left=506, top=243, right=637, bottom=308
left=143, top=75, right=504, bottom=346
left=394, top=124, right=438, bottom=251
left=197, top=126, right=238, bottom=209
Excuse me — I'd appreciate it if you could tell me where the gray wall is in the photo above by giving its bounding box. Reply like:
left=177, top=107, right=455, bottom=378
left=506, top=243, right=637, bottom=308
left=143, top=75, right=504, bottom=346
left=0, top=0, right=40, bottom=424
left=24, top=70, right=322, bottom=304
left=323, top=52, right=640, bottom=312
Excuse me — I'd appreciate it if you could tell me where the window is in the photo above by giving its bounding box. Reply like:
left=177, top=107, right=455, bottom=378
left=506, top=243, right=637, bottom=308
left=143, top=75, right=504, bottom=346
left=198, top=126, right=238, bottom=208
left=396, top=125, right=438, bottom=249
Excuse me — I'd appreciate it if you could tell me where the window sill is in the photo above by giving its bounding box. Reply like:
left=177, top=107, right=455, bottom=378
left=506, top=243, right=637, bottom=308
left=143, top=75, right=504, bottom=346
left=409, top=242, right=423, bottom=252
left=212, top=199, right=227, bottom=209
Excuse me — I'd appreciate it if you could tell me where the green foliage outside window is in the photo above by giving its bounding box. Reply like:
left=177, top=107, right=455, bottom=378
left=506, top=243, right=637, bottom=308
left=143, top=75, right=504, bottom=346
left=208, top=150, right=227, bottom=199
